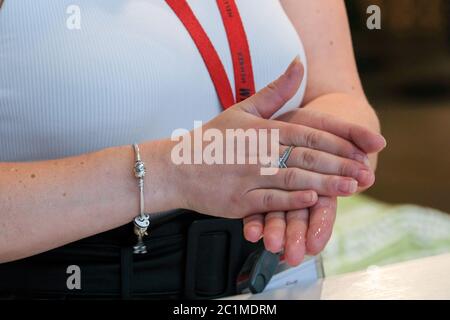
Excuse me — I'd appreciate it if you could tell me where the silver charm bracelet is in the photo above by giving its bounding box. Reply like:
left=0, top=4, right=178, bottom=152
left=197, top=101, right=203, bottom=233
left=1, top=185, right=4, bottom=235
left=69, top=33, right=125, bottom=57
left=132, top=144, right=150, bottom=254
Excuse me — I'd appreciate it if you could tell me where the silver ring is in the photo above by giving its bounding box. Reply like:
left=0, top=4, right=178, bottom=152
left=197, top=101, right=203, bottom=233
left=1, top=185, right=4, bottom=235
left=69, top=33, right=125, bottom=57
left=278, top=146, right=294, bottom=168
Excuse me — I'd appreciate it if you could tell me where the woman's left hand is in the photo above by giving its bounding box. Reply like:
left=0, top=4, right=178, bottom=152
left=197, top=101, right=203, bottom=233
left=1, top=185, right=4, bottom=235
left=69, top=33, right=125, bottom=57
left=243, top=108, right=386, bottom=266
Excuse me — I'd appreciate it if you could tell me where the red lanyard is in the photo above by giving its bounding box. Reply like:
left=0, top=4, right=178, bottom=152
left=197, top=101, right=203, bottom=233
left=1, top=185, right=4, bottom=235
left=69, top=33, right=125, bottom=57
left=166, top=0, right=255, bottom=110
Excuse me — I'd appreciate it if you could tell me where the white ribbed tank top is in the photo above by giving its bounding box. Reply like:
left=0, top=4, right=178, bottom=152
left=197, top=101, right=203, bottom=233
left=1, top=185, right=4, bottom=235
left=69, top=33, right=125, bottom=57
left=0, top=0, right=307, bottom=162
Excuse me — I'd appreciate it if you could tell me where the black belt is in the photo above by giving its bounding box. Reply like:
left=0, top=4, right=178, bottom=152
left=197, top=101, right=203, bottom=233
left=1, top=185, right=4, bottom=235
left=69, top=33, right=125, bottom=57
left=0, top=210, right=258, bottom=300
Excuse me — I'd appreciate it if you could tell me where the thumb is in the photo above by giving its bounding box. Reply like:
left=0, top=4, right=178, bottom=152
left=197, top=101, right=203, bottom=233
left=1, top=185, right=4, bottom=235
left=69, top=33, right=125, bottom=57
left=238, top=56, right=304, bottom=119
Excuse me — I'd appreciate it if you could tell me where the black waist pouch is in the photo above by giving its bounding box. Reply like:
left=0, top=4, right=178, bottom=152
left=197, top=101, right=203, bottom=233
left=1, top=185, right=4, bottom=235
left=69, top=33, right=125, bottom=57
left=0, top=210, right=257, bottom=300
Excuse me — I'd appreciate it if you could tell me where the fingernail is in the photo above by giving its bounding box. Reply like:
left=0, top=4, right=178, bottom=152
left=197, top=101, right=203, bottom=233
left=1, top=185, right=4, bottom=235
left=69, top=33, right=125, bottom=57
left=265, top=234, right=283, bottom=253
left=285, top=55, right=301, bottom=77
left=338, top=179, right=358, bottom=194
left=381, top=136, right=387, bottom=148
left=291, top=55, right=301, bottom=65
left=303, top=191, right=317, bottom=203
left=247, top=226, right=262, bottom=242
left=353, top=153, right=370, bottom=166
left=357, top=169, right=371, bottom=184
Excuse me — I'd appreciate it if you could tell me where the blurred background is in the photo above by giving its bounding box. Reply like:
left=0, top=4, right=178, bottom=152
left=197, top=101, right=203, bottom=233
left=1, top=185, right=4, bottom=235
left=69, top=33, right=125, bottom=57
left=346, top=0, right=450, bottom=213
left=320, top=1, right=449, bottom=276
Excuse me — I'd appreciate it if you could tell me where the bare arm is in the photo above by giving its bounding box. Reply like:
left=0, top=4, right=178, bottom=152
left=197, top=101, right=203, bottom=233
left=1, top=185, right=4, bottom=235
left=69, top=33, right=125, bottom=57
left=0, top=139, right=180, bottom=263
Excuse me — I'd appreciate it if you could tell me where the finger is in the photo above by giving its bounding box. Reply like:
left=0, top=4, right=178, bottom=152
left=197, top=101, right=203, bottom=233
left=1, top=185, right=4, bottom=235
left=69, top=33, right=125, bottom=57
left=244, top=189, right=318, bottom=213
left=277, top=121, right=369, bottom=162
left=262, top=167, right=358, bottom=196
left=282, top=146, right=375, bottom=188
left=277, top=109, right=386, bottom=154
left=238, top=56, right=304, bottom=119
left=284, top=208, right=309, bottom=266
left=263, top=211, right=286, bottom=253
left=243, top=214, right=264, bottom=243
left=306, top=196, right=337, bottom=255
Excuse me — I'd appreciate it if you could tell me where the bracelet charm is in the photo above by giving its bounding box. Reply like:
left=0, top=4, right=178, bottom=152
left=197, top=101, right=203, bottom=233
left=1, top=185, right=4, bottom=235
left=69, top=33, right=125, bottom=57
left=133, top=214, right=150, bottom=254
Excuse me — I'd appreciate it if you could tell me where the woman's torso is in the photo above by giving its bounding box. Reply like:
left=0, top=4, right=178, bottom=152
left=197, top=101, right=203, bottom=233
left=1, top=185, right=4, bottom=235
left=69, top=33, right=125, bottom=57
left=0, top=0, right=307, bottom=162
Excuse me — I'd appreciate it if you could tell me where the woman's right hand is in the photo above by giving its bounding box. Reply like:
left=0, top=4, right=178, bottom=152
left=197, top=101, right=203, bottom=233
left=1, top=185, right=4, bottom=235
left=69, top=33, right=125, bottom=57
left=159, top=57, right=378, bottom=219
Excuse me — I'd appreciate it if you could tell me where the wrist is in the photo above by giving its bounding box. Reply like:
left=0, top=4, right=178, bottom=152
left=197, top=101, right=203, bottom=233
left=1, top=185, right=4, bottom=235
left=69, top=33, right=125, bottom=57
left=141, top=138, right=185, bottom=213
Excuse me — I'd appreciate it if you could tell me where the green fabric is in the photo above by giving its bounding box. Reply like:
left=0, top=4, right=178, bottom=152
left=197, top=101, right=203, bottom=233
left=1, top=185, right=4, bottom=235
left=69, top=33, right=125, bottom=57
left=322, top=195, right=450, bottom=276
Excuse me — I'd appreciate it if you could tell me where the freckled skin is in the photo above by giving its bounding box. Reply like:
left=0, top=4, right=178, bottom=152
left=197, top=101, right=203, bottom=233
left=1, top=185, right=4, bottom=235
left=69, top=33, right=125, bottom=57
left=30, top=174, right=36, bottom=179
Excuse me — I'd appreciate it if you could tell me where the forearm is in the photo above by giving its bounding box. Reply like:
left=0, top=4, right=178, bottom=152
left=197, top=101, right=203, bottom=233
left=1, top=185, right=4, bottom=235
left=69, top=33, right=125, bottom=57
left=0, top=139, right=178, bottom=263
left=302, top=92, right=381, bottom=169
